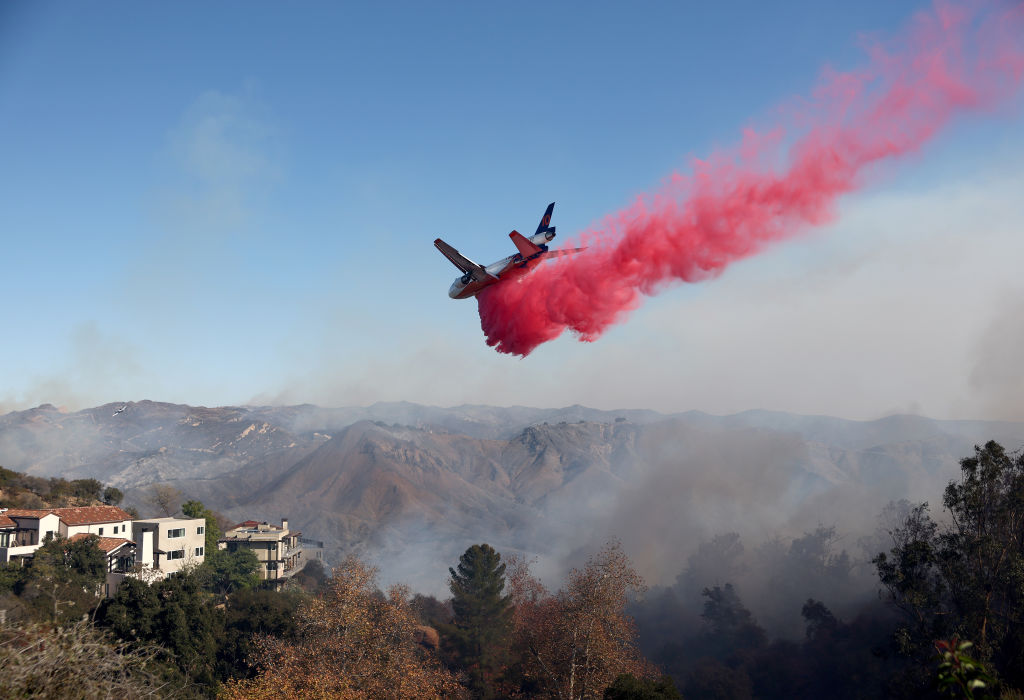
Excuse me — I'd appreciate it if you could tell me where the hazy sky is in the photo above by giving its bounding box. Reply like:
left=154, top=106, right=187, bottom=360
left=2, top=1, right=1022, bottom=420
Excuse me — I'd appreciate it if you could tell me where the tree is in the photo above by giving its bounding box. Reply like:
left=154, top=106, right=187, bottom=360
left=216, top=587, right=305, bottom=682
left=98, top=571, right=222, bottom=692
left=292, top=558, right=329, bottom=593
left=70, top=478, right=104, bottom=502
left=447, top=543, right=513, bottom=696
left=18, top=534, right=106, bottom=621
left=939, top=442, right=1024, bottom=656
left=220, top=556, right=462, bottom=699
left=699, top=583, right=767, bottom=658
left=875, top=442, right=1024, bottom=689
left=684, top=658, right=753, bottom=700
left=144, top=484, right=181, bottom=517
left=676, top=532, right=745, bottom=600
left=411, top=592, right=453, bottom=627
left=102, top=485, right=124, bottom=505
left=507, top=541, right=655, bottom=699
left=98, top=576, right=161, bottom=642
left=604, top=673, right=682, bottom=699
left=155, top=573, right=222, bottom=689
left=750, top=525, right=856, bottom=638
left=0, top=562, right=23, bottom=595
left=181, top=498, right=222, bottom=552
left=873, top=502, right=944, bottom=643
left=199, top=548, right=261, bottom=596
left=801, top=599, right=838, bottom=642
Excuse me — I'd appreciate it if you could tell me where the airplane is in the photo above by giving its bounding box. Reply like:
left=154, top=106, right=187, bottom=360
left=112, top=404, right=127, bottom=416
left=434, top=202, right=582, bottom=299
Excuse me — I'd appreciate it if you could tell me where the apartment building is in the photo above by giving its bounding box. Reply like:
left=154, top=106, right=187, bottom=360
left=132, top=517, right=207, bottom=575
left=219, top=519, right=322, bottom=584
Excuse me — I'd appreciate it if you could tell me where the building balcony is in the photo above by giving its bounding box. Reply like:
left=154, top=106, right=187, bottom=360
left=0, top=543, right=43, bottom=563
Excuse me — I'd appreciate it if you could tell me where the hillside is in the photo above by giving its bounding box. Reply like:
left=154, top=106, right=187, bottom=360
left=2, top=401, right=1023, bottom=590
left=0, top=466, right=122, bottom=511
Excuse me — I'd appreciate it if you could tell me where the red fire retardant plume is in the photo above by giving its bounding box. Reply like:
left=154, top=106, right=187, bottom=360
left=477, top=1, right=1024, bottom=356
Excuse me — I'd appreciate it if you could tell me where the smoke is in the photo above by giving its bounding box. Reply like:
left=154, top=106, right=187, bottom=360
left=969, top=290, right=1024, bottom=421
left=478, top=1, right=1024, bottom=356
left=0, top=322, right=143, bottom=414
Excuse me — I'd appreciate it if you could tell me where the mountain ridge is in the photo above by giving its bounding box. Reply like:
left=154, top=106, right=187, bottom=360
left=3, top=401, right=1023, bottom=590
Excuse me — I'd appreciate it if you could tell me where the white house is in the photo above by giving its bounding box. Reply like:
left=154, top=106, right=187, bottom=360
left=0, top=507, right=209, bottom=597
left=132, top=517, right=207, bottom=576
left=0, top=506, right=133, bottom=564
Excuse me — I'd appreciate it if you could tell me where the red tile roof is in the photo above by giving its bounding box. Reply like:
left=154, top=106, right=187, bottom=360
left=0, top=515, right=15, bottom=528
left=68, top=533, right=135, bottom=553
left=3, top=508, right=55, bottom=518
left=2, top=506, right=132, bottom=526
left=52, top=506, right=133, bottom=526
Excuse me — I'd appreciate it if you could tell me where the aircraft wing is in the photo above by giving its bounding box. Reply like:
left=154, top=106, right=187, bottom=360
left=435, top=238, right=479, bottom=273
left=509, top=230, right=543, bottom=258
left=434, top=238, right=491, bottom=281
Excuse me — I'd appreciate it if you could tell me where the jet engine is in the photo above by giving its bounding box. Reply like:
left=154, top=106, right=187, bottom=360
left=461, top=273, right=472, bottom=285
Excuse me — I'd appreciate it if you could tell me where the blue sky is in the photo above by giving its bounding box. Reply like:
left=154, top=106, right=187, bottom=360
left=2, top=1, right=1022, bottom=420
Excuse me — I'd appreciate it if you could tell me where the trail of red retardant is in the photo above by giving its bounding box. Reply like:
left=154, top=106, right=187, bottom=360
left=478, top=2, right=1024, bottom=356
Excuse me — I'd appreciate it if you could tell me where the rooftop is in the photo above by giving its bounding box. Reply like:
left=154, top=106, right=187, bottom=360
left=55, top=506, right=134, bottom=525
left=2, top=506, right=132, bottom=526
left=135, top=517, right=203, bottom=524
left=222, top=520, right=297, bottom=542
left=68, top=533, right=135, bottom=553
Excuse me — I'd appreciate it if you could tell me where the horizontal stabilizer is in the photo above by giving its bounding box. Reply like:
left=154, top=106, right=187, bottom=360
left=545, top=246, right=586, bottom=259
left=509, top=230, right=543, bottom=258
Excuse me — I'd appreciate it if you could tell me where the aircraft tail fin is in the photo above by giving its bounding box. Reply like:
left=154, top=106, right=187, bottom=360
left=535, top=202, right=556, bottom=235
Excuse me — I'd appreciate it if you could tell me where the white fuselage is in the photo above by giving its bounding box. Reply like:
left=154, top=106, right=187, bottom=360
left=448, top=231, right=555, bottom=299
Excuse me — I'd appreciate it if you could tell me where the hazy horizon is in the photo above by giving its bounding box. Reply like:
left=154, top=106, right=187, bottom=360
left=7, top=396, right=1024, bottom=426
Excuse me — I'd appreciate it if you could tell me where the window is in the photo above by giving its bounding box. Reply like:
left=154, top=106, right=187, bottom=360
left=197, top=526, right=205, bottom=535
left=168, top=550, right=185, bottom=560
left=98, top=527, right=104, bottom=535
left=195, top=547, right=204, bottom=556
left=167, top=528, right=185, bottom=538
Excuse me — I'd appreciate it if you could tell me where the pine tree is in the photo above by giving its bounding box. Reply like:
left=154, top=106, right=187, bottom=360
left=448, top=543, right=512, bottom=696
